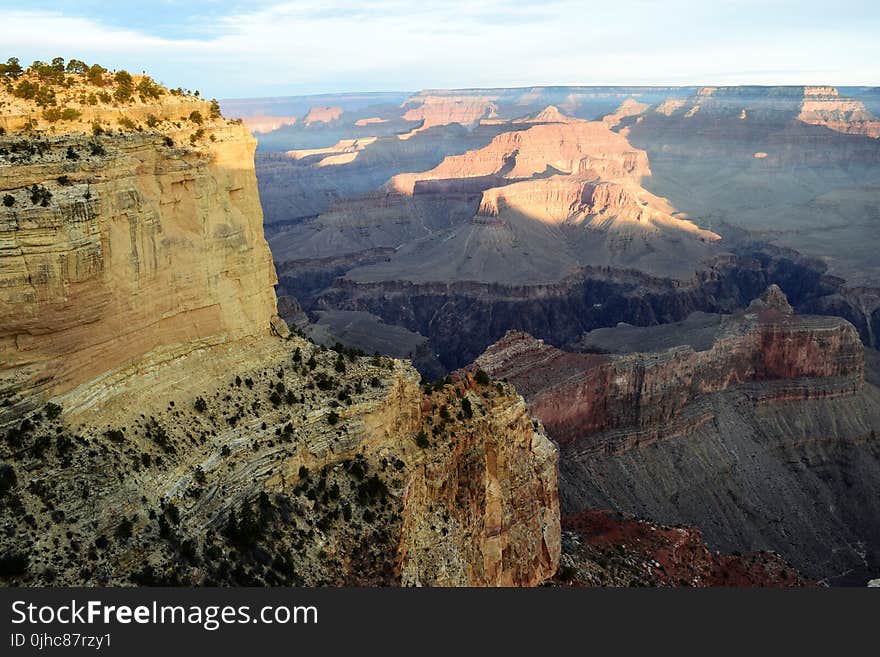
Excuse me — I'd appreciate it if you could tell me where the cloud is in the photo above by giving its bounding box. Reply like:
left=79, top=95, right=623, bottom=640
left=1, top=1, right=877, bottom=97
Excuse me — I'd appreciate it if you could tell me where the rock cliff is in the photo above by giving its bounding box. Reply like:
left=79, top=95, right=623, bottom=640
left=0, top=61, right=560, bottom=587
left=1, top=72, right=279, bottom=415
left=468, top=288, right=880, bottom=583
left=797, top=86, right=880, bottom=139
left=472, top=287, right=864, bottom=447
left=303, top=106, right=343, bottom=126
left=0, top=340, right=559, bottom=586
left=386, top=120, right=652, bottom=195
left=400, top=94, right=499, bottom=135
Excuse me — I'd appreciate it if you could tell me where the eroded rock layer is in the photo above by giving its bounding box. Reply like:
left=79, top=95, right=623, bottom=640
left=0, top=65, right=560, bottom=587
left=470, top=289, right=880, bottom=583
left=472, top=289, right=863, bottom=447
left=1, top=93, right=278, bottom=411
left=0, top=341, right=559, bottom=586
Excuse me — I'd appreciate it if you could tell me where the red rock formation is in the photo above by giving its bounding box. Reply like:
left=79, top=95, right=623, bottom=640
left=797, top=86, right=880, bottom=138
left=475, top=176, right=720, bottom=241
left=303, top=106, right=343, bottom=126
left=470, top=288, right=864, bottom=450
left=388, top=120, right=652, bottom=195
left=401, top=94, right=499, bottom=132
left=556, top=510, right=810, bottom=587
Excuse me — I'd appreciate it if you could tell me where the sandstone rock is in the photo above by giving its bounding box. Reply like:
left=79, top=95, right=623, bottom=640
left=1, top=90, right=279, bottom=410
left=269, top=315, right=291, bottom=339
left=303, top=106, right=343, bottom=126
left=797, top=86, right=880, bottom=139
left=471, top=300, right=863, bottom=447
left=0, top=338, right=559, bottom=587
left=750, top=283, right=794, bottom=314
left=401, top=94, right=499, bottom=135
left=0, top=68, right=560, bottom=588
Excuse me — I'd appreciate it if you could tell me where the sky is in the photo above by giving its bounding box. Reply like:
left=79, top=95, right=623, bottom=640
left=1, top=1, right=878, bottom=99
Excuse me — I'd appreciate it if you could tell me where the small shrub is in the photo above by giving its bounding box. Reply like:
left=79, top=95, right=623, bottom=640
left=115, top=517, right=133, bottom=542
left=86, top=64, right=107, bottom=86
left=0, top=551, right=29, bottom=578
left=2, top=194, right=13, bottom=207
left=326, top=411, right=339, bottom=426
left=29, top=184, right=52, bottom=207
left=475, top=369, right=491, bottom=386
left=42, top=107, right=62, bottom=122
left=0, top=464, right=16, bottom=497
left=113, top=70, right=134, bottom=101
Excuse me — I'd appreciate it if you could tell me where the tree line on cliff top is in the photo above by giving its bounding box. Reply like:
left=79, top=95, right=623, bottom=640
left=0, top=56, right=203, bottom=107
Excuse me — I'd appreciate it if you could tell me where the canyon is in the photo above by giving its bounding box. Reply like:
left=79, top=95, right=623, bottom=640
left=0, top=63, right=560, bottom=586
left=2, top=66, right=879, bottom=587
left=242, top=85, right=880, bottom=369
left=470, top=288, right=880, bottom=583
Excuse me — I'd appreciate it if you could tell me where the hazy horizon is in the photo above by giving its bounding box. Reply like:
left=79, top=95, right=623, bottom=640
left=1, top=1, right=878, bottom=98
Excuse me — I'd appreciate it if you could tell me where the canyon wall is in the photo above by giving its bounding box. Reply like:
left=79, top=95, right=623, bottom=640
left=472, top=288, right=864, bottom=447
left=312, top=248, right=836, bottom=372
left=0, top=340, right=559, bottom=586
left=469, top=288, right=880, bottom=583
left=0, top=92, right=279, bottom=415
left=0, top=66, right=560, bottom=587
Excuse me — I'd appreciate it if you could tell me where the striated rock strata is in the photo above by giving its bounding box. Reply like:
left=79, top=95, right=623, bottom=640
left=0, top=344, right=559, bottom=586
left=1, top=89, right=279, bottom=412
left=0, top=63, right=559, bottom=587
left=471, top=286, right=863, bottom=448
left=469, top=288, right=880, bottom=583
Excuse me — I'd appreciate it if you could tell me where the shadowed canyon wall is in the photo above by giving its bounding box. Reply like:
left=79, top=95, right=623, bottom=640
left=470, top=289, right=880, bottom=584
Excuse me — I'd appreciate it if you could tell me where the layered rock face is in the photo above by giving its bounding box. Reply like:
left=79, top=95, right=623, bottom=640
left=474, top=176, right=718, bottom=241
left=0, top=90, right=279, bottom=411
left=472, top=288, right=863, bottom=447
left=303, top=106, right=343, bottom=126
left=797, top=86, right=880, bottom=139
left=0, top=64, right=560, bottom=587
left=387, top=119, right=652, bottom=195
left=311, top=247, right=832, bottom=372
left=401, top=94, right=499, bottom=134
left=470, top=289, right=880, bottom=583
left=0, top=342, right=559, bottom=586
